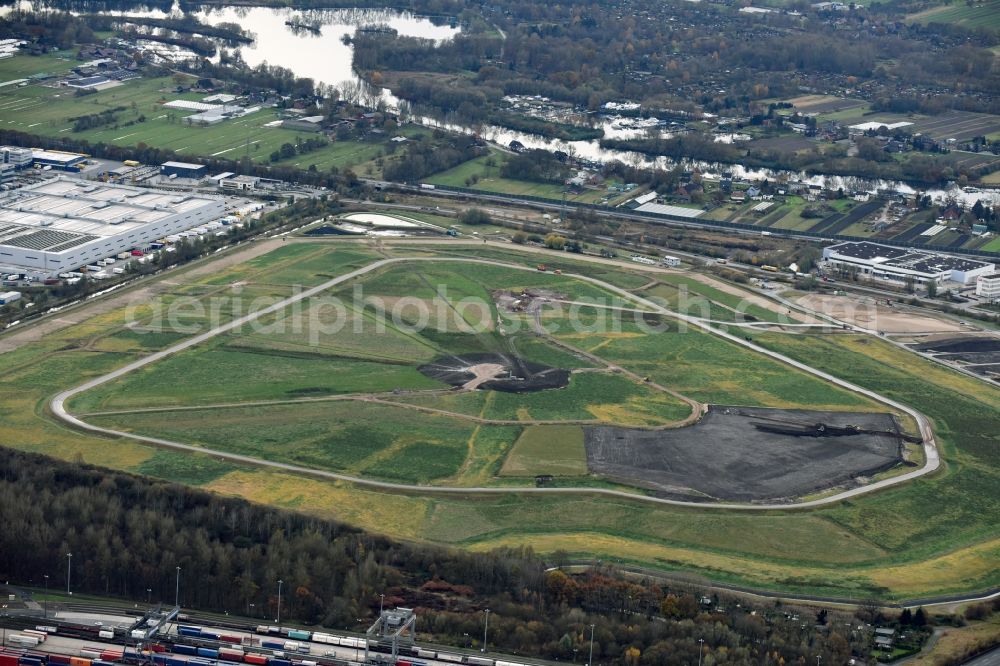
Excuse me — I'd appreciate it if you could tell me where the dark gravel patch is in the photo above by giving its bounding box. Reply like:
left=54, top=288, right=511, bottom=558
left=585, top=405, right=903, bottom=502
left=912, top=337, right=1000, bottom=354
left=419, top=352, right=570, bottom=393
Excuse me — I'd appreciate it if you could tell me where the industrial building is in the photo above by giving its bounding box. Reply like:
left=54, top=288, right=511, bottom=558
left=0, top=177, right=225, bottom=276
left=160, top=161, right=207, bottom=179
left=822, top=241, right=995, bottom=286
left=976, top=273, right=1000, bottom=302
left=29, top=149, right=88, bottom=171
left=1, top=146, right=33, bottom=169
left=219, top=175, right=260, bottom=191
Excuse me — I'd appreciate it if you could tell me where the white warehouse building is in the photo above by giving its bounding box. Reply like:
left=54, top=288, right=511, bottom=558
left=977, top=273, right=1000, bottom=303
left=0, top=177, right=226, bottom=276
left=822, top=241, right=995, bottom=286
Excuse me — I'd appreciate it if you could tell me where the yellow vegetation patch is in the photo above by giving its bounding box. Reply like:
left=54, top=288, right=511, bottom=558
left=466, top=532, right=1000, bottom=598
left=867, top=538, right=1000, bottom=593
left=204, top=470, right=431, bottom=540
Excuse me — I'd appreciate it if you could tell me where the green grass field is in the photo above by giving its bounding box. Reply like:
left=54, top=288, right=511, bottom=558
left=0, top=54, right=401, bottom=173
left=426, top=149, right=630, bottom=205
left=907, top=0, right=1000, bottom=26
left=3, top=239, right=1000, bottom=599
left=499, top=425, right=587, bottom=476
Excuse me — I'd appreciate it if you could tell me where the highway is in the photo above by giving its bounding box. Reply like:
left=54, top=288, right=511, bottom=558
left=50, top=253, right=939, bottom=511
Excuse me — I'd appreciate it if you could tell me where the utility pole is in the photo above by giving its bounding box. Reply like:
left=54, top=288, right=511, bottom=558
left=698, top=639, right=705, bottom=666
left=277, top=580, right=284, bottom=624
left=175, top=567, right=181, bottom=607
left=379, top=593, right=384, bottom=616
left=588, top=624, right=595, bottom=666
left=43, top=575, right=48, bottom=619
left=66, top=553, right=72, bottom=595
left=481, top=609, right=490, bottom=653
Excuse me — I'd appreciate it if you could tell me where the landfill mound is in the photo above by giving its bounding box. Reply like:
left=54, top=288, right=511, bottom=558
left=419, top=353, right=570, bottom=393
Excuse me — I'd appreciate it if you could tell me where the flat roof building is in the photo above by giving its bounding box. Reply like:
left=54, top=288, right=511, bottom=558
left=0, top=176, right=225, bottom=276
left=219, top=175, right=259, bottom=191
left=1, top=146, right=32, bottom=169
left=976, top=272, right=1000, bottom=302
left=161, top=161, right=207, bottom=179
left=822, top=241, right=995, bottom=285
left=31, top=149, right=87, bottom=172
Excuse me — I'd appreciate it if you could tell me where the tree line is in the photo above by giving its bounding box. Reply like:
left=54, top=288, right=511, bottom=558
left=0, top=446, right=960, bottom=666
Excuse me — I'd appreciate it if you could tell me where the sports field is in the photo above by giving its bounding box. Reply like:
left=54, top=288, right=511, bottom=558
left=2, top=236, right=999, bottom=599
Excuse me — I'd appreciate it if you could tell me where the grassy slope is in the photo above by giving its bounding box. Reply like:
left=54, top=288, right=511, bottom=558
left=2, top=243, right=999, bottom=599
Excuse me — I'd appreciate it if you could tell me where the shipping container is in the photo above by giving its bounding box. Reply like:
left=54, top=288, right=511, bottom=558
left=196, top=649, right=218, bottom=659
left=260, top=642, right=283, bottom=651
left=97, top=631, right=114, bottom=640
left=48, top=655, right=71, bottom=665
left=269, top=660, right=292, bottom=666
left=243, top=655, right=267, bottom=665
left=79, top=650, right=101, bottom=659
left=9, top=636, right=39, bottom=647
left=178, top=629, right=202, bottom=638
left=200, top=632, right=220, bottom=641
left=100, top=651, right=122, bottom=661
left=22, top=631, right=47, bottom=643
left=219, top=636, right=241, bottom=645
left=286, top=631, right=310, bottom=641
left=173, top=646, right=198, bottom=656
left=17, top=657, right=43, bottom=666
left=0, top=655, right=19, bottom=666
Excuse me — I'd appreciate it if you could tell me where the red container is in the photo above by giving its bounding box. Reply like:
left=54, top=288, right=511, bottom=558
left=244, top=655, right=268, bottom=665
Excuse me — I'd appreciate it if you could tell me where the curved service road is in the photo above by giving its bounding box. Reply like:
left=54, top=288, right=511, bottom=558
left=50, top=256, right=940, bottom=511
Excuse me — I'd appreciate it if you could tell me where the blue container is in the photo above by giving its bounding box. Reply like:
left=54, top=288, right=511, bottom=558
left=178, top=629, right=202, bottom=638
left=174, top=646, right=198, bottom=656
left=261, top=642, right=283, bottom=650
left=197, top=650, right=219, bottom=659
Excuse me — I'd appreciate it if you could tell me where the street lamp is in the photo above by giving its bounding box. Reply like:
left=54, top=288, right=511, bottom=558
left=481, top=609, right=490, bottom=653
left=698, top=639, right=705, bottom=666
left=379, top=593, right=384, bottom=617
left=587, top=624, right=595, bottom=666
left=277, top=580, right=284, bottom=624
left=66, top=553, right=72, bottom=595
left=175, top=567, right=181, bottom=607
left=147, top=588, right=152, bottom=604
left=43, top=575, right=49, bottom=619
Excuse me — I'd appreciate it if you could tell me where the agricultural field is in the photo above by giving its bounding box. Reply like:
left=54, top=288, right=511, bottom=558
left=907, top=0, right=1000, bottom=28
left=2, top=236, right=999, bottom=600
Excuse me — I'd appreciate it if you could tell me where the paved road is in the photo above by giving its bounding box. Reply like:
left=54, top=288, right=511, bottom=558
left=963, top=648, right=1000, bottom=666
left=50, top=255, right=939, bottom=511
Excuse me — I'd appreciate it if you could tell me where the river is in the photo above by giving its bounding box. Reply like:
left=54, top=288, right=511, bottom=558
left=5, top=0, right=998, bottom=204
